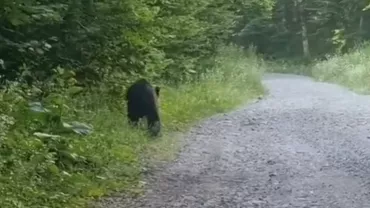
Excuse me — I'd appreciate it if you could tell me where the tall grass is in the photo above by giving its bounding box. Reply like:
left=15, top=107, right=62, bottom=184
left=264, top=59, right=313, bottom=76
left=311, top=43, right=370, bottom=94
left=0, top=45, right=266, bottom=208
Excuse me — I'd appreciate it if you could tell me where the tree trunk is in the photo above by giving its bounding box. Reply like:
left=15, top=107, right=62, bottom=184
left=359, top=14, right=363, bottom=37
left=297, top=0, right=310, bottom=59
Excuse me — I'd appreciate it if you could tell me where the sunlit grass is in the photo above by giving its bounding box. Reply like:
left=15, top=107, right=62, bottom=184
left=311, top=43, right=370, bottom=94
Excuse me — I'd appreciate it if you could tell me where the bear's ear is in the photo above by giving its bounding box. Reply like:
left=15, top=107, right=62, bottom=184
left=155, top=86, right=160, bottom=97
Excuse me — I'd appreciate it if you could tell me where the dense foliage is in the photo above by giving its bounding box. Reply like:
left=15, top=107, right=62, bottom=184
left=0, top=0, right=270, bottom=86
left=236, top=0, right=370, bottom=59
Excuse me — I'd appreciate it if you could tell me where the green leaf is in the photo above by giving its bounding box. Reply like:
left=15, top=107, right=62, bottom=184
left=62, top=121, right=94, bottom=135
left=363, top=3, right=370, bottom=11
left=29, top=102, right=50, bottom=113
left=67, top=86, right=83, bottom=95
left=33, top=132, right=61, bottom=138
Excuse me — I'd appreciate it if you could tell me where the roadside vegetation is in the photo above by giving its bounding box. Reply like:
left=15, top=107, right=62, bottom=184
left=266, top=43, right=370, bottom=95
left=311, top=44, right=370, bottom=94
left=0, top=44, right=265, bottom=208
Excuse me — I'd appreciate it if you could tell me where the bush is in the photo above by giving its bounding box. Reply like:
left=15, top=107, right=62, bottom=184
left=0, top=45, right=265, bottom=208
left=311, top=43, right=370, bottom=94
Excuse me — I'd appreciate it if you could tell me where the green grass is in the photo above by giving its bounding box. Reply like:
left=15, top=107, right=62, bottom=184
left=311, top=43, right=370, bottom=94
left=0, top=45, right=266, bottom=208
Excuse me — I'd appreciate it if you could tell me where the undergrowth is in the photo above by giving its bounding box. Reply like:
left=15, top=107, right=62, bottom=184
left=264, top=59, right=313, bottom=76
left=0, top=45, right=266, bottom=208
left=311, top=43, right=370, bottom=94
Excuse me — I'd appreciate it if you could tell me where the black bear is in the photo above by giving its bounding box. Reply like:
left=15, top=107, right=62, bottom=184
left=125, top=78, right=161, bottom=137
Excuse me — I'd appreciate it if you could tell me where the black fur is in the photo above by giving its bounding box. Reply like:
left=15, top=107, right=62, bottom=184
left=125, top=79, right=161, bottom=137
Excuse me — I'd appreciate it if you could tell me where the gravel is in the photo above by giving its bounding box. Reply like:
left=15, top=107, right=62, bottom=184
left=95, top=73, right=370, bottom=208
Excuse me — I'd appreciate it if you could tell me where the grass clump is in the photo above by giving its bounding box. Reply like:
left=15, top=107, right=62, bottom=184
left=0, top=45, right=265, bottom=208
left=311, top=43, right=370, bottom=94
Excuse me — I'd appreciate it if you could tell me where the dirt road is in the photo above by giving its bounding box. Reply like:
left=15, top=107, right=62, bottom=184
left=96, top=73, right=370, bottom=208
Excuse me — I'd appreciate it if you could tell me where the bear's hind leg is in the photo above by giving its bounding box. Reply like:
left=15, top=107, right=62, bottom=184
left=147, top=114, right=161, bottom=137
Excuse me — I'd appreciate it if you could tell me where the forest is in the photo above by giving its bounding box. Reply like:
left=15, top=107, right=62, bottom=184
left=1, top=0, right=370, bottom=207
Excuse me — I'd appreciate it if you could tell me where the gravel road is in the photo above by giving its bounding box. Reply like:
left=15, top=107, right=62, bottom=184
left=96, top=73, right=370, bottom=208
